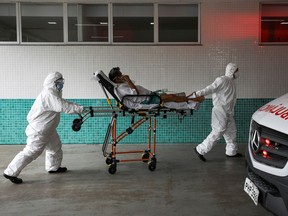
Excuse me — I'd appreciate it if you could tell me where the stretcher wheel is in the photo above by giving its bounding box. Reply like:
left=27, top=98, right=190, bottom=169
left=106, top=157, right=113, bottom=165
left=108, top=164, right=117, bottom=174
left=148, top=158, right=156, bottom=171
left=72, top=119, right=82, bottom=132
left=141, top=153, right=150, bottom=163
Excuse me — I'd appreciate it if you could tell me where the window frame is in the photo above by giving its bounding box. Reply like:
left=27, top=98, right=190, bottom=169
left=66, top=3, right=110, bottom=45
left=0, top=2, right=19, bottom=44
left=111, top=3, right=155, bottom=45
left=110, top=3, right=201, bottom=45
left=157, top=3, right=201, bottom=45
left=259, top=3, right=288, bottom=46
left=19, top=2, right=64, bottom=45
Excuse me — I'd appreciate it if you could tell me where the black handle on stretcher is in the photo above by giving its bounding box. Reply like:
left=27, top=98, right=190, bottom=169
left=89, top=106, right=94, bottom=117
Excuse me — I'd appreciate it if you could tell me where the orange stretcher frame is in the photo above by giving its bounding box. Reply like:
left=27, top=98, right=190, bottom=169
left=105, top=112, right=157, bottom=174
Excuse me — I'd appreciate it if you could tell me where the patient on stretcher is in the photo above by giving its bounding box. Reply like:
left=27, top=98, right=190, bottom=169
left=108, top=67, right=204, bottom=110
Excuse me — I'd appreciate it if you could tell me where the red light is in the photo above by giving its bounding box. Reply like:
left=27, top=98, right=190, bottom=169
left=263, top=150, right=268, bottom=157
left=265, top=139, right=271, bottom=146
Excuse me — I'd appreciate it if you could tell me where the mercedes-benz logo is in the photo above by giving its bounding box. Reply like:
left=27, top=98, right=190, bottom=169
left=251, top=130, right=261, bottom=153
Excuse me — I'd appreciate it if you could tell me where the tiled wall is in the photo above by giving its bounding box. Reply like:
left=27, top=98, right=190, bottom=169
left=0, top=98, right=271, bottom=144
left=0, top=0, right=287, bottom=144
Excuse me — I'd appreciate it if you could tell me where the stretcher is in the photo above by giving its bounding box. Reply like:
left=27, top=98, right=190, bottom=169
left=72, top=70, right=195, bottom=174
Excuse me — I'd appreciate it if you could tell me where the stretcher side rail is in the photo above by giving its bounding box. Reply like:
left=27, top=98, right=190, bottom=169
left=72, top=105, right=193, bottom=132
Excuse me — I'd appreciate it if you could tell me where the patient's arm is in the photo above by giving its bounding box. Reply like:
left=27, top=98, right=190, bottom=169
left=121, top=75, right=139, bottom=95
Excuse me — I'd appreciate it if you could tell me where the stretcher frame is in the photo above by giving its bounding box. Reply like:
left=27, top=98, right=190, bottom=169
left=72, top=70, right=194, bottom=174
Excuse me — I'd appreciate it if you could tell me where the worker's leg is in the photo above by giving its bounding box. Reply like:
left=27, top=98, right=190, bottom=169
left=196, top=106, right=228, bottom=155
left=45, top=130, right=63, bottom=172
left=4, top=126, right=46, bottom=177
left=196, top=129, right=224, bottom=155
left=223, top=116, right=238, bottom=156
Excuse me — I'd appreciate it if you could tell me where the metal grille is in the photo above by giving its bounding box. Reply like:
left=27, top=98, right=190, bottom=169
left=249, top=121, right=288, bottom=169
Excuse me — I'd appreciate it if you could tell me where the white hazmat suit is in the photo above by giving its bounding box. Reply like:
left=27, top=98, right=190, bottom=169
left=4, top=72, right=84, bottom=182
left=195, top=63, right=239, bottom=157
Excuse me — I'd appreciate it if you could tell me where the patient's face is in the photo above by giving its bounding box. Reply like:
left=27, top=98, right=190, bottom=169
left=114, top=71, right=123, bottom=83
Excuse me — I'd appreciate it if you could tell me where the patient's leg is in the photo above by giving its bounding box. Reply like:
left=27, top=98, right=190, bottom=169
left=160, top=94, right=188, bottom=102
left=187, top=95, right=205, bottom=103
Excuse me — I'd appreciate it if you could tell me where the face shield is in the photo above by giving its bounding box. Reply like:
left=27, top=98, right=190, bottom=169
left=233, top=68, right=239, bottom=79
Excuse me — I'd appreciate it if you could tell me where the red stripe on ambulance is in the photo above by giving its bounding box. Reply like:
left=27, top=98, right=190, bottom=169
left=258, top=104, right=288, bottom=120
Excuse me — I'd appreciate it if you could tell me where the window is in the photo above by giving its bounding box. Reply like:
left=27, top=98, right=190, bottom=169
left=113, top=4, right=154, bottom=43
left=158, top=4, right=199, bottom=43
left=261, top=3, right=288, bottom=44
left=0, top=2, right=200, bottom=45
left=68, top=4, right=108, bottom=42
left=0, top=3, right=17, bottom=42
left=21, top=3, right=63, bottom=43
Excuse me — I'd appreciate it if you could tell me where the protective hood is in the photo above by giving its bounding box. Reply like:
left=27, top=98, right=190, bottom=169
left=225, top=63, right=238, bottom=78
left=43, top=71, right=63, bottom=90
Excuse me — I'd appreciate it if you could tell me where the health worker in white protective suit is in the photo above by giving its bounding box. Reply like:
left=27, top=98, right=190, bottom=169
left=3, top=72, right=85, bottom=184
left=193, top=63, right=242, bottom=162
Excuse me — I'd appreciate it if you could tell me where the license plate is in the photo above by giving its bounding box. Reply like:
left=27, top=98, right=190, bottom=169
left=244, top=177, right=259, bottom=205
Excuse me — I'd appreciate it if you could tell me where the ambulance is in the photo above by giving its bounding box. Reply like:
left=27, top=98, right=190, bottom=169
left=244, top=93, right=288, bottom=216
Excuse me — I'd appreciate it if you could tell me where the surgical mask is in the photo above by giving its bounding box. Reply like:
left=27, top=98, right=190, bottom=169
left=55, top=82, right=64, bottom=91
